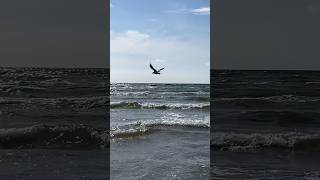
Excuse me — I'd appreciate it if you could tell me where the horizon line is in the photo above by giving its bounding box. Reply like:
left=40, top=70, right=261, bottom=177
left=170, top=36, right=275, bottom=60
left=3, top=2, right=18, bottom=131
left=111, top=82, right=209, bottom=85
left=0, top=66, right=109, bottom=69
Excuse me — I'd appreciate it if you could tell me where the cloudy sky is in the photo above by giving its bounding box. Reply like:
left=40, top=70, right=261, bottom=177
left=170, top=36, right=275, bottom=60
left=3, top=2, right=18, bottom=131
left=213, top=0, right=320, bottom=70
left=111, top=0, right=210, bottom=83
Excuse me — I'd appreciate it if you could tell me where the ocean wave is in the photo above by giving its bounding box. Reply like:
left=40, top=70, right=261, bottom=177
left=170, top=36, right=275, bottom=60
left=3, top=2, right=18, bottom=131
left=0, top=85, right=46, bottom=96
left=0, top=98, right=25, bottom=105
left=0, top=68, right=61, bottom=80
left=157, top=91, right=210, bottom=95
left=211, top=131, right=320, bottom=152
left=52, top=96, right=109, bottom=110
left=110, top=101, right=210, bottom=110
left=111, top=91, right=209, bottom=98
left=110, top=83, right=133, bottom=89
left=111, top=120, right=209, bottom=138
left=235, top=110, right=320, bottom=126
left=305, top=81, right=320, bottom=85
left=184, top=96, right=210, bottom=101
left=213, top=95, right=320, bottom=107
left=111, top=123, right=151, bottom=138
left=0, top=125, right=109, bottom=149
left=111, top=91, right=151, bottom=96
left=40, top=78, right=75, bottom=86
left=0, top=96, right=109, bottom=110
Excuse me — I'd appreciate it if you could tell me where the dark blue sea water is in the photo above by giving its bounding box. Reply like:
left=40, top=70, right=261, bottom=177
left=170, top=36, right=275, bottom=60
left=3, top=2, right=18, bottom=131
left=211, top=70, right=320, bottom=179
left=0, top=67, right=109, bottom=179
left=111, top=83, right=210, bottom=179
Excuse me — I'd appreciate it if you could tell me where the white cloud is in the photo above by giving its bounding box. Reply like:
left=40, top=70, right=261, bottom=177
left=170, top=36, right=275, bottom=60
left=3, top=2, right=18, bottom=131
left=191, top=7, right=210, bottom=15
left=110, top=30, right=150, bottom=55
left=110, top=30, right=210, bottom=83
left=111, top=30, right=208, bottom=60
left=166, top=7, right=210, bottom=15
left=125, top=30, right=150, bottom=41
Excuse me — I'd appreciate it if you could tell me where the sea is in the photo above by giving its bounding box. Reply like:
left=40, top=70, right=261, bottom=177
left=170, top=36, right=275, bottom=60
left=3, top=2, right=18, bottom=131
left=6, top=67, right=316, bottom=179
left=0, top=67, right=109, bottom=180
left=211, top=70, right=320, bottom=179
left=110, top=83, right=210, bottom=179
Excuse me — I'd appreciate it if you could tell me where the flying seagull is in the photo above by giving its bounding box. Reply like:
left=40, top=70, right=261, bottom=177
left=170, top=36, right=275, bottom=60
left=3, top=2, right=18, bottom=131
left=149, top=64, right=164, bottom=74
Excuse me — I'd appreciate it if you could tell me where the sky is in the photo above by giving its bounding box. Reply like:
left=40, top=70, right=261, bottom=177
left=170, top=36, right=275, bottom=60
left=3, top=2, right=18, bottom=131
left=0, top=0, right=107, bottom=68
left=213, top=0, right=320, bottom=70
left=110, top=0, right=210, bottom=83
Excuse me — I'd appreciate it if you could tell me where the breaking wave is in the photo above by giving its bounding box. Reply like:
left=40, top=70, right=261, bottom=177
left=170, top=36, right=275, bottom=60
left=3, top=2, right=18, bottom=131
left=111, top=91, right=151, bottom=96
left=111, top=120, right=209, bottom=138
left=0, top=125, right=109, bottom=149
left=211, top=131, right=320, bottom=152
left=110, top=102, right=210, bottom=110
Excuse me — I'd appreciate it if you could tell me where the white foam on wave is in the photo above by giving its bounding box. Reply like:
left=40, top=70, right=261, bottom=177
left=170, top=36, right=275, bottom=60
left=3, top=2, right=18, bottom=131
left=111, top=112, right=209, bottom=138
left=141, top=102, right=210, bottom=109
left=111, top=91, right=151, bottom=96
left=211, top=131, right=320, bottom=151
left=110, top=101, right=210, bottom=109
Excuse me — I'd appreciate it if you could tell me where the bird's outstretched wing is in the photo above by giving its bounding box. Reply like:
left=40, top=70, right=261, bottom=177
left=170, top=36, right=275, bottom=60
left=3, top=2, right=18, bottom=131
left=150, top=64, right=157, bottom=72
left=158, top=68, right=165, bottom=72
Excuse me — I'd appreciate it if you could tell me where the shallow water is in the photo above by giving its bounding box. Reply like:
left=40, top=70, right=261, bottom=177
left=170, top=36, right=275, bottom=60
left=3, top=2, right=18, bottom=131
left=111, top=83, right=210, bottom=179
left=111, top=128, right=209, bottom=180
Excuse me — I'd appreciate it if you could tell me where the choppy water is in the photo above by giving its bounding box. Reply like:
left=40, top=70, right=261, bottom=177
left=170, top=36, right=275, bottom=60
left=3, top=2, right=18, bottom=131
left=0, top=67, right=109, bottom=179
left=111, top=83, right=210, bottom=179
left=211, top=70, right=320, bottom=179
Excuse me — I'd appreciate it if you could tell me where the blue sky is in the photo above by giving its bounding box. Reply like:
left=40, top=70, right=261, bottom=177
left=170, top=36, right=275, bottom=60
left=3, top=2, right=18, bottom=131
left=110, top=0, right=210, bottom=83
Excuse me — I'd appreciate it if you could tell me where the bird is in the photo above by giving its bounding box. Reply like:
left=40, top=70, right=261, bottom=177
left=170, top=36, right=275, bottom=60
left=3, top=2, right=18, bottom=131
left=149, top=64, right=164, bottom=74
